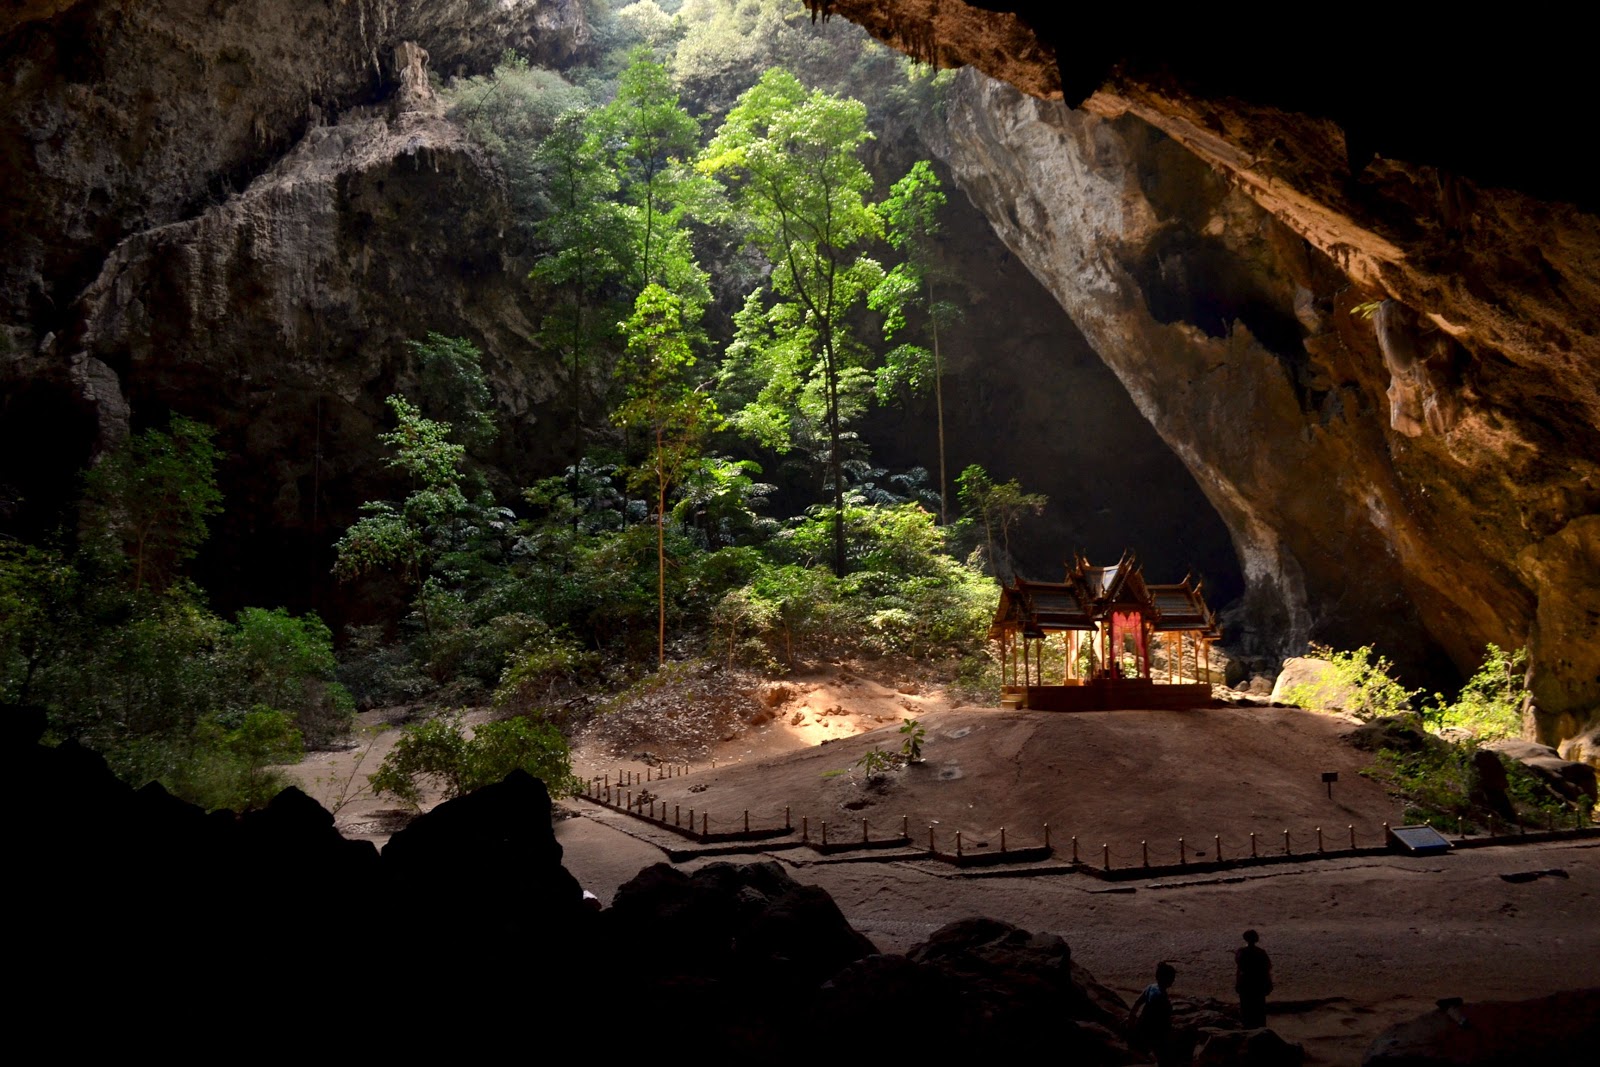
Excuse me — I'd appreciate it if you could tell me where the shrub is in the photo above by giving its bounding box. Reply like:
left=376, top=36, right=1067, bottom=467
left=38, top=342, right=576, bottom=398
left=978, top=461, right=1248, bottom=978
left=369, top=711, right=575, bottom=809
left=1424, top=644, right=1527, bottom=740
left=1281, top=644, right=1418, bottom=719
left=220, top=607, right=353, bottom=748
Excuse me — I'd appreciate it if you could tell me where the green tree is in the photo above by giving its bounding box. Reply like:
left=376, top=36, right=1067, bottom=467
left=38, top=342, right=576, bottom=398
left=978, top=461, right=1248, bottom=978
left=406, top=332, right=498, bottom=452
left=81, top=415, right=223, bottom=595
left=870, top=160, right=957, bottom=522
left=220, top=607, right=354, bottom=748
left=529, top=109, right=631, bottom=456
left=600, top=49, right=713, bottom=307
left=369, top=711, right=574, bottom=808
left=613, top=283, right=718, bottom=665
left=701, top=68, right=887, bottom=577
left=955, top=464, right=1047, bottom=578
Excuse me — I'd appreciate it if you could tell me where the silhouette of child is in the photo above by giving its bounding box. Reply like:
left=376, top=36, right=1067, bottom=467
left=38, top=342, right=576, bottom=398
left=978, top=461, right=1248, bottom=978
left=1128, top=961, right=1179, bottom=1065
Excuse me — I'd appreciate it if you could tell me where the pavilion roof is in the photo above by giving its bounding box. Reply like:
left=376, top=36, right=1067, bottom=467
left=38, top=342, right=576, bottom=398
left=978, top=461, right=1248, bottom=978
left=989, top=551, right=1221, bottom=639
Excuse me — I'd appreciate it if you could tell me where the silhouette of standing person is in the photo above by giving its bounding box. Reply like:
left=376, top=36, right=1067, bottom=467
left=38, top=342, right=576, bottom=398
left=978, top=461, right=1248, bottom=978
left=1128, top=961, right=1180, bottom=1065
left=1235, top=929, right=1273, bottom=1028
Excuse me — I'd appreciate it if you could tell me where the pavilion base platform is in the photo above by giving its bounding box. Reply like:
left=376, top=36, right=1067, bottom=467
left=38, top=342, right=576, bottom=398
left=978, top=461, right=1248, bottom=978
left=1001, top=679, right=1215, bottom=712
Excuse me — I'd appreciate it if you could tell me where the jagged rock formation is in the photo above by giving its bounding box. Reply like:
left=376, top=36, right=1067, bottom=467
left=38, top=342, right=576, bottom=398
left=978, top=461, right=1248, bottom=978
left=1, top=2, right=586, bottom=611
left=818, top=2, right=1600, bottom=742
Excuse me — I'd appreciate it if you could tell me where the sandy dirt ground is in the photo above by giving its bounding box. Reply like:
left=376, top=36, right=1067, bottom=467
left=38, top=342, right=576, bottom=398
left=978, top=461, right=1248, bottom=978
left=284, top=670, right=1600, bottom=1063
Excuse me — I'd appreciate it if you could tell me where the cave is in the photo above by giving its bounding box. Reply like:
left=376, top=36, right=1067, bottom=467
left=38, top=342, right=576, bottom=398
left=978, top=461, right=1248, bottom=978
left=4, top=2, right=1599, bottom=1059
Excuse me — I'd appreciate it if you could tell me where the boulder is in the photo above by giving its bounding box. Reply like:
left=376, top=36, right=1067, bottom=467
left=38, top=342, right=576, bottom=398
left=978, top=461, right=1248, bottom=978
left=1348, top=715, right=1436, bottom=754
left=1195, top=1026, right=1306, bottom=1066
left=1272, top=658, right=1351, bottom=709
left=1558, top=725, right=1600, bottom=773
left=1486, top=739, right=1599, bottom=804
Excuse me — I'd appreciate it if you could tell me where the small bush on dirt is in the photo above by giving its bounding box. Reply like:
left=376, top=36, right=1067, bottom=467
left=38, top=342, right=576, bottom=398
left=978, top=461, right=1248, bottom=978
left=899, top=717, right=925, bottom=762
left=1282, top=643, right=1418, bottom=719
left=1423, top=643, right=1527, bottom=740
left=369, top=711, right=575, bottom=808
left=1364, top=733, right=1580, bottom=830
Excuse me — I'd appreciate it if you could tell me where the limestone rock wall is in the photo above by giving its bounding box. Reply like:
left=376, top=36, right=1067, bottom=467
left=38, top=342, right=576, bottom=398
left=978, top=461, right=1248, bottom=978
left=823, top=0, right=1600, bottom=740
left=0, top=1, right=587, bottom=614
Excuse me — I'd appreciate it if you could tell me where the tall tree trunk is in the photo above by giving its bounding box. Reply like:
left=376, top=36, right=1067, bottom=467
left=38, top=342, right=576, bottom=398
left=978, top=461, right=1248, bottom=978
left=930, top=278, right=948, bottom=525
left=825, top=339, right=846, bottom=578
left=656, top=428, right=666, bottom=668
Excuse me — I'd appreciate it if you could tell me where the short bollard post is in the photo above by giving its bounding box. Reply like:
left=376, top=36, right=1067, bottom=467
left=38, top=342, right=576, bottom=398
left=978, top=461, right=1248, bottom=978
left=1317, top=827, right=1324, bottom=853
left=675, top=804, right=681, bottom=827
left=604, top=773, right=609, bottom=788
left=1102, top=843, right=1110, bottom=870
left=956, top=830, right=963, bottom=858
left=688, top=808, right=695, bottom=831
left=1000, top=827, right=1007, bottom=853
left=1250, top=832, right=1258, bottom=858
left=1382, top=822, right=1389, bottom=847
left=647, top=766, right=652, bottom=782
left=929, top=826, right=936, bottom=854
left=1283, top=829, right=1291, bottom=856
left=744, top=809, right=750, bottom=833
left=802, top=815, right=809, bottom=844
left=1044, top=823, right=1051, bottom=850
left=1487, top=814, right=1496, bottom=837
left=1142, top=840, right=1149, bottom=868
left=1457, top=816, right=1464, bottom=837
left=701, top=812, right=708, bottom=837
left=863, top=818, right=869, bottom=844
left=1071, top=836, right=1080, bottom=864
left=902, top=815, right=909, bottom=840
left=1215, top=834, right=1222, bottom=862
left=650, top=800, right=656, bottom=819
left=822, top=821, right=828, bottom=847
left=626, top=790, right=632, bottom=810
left=1349, top=824, right=1356, bottom=849
left=785, top=806, right=791, bottom=831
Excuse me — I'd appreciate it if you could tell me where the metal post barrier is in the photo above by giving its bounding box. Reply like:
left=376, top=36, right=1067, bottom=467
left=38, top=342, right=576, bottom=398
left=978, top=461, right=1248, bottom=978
left=901, top=815, right=909, bottom=840
left=821, top=821, right=828, bottom=847
left=1044, top=823, right=1051, bottom=850
left=744, top=810, right=750, bottom=833
left=1102, top=843, right=1110, bottom=870
left=956, top=830, right=963, bottom=858
left=1178, top=837, right=1185, bottom=866
left=701, top=812, right=708, bottom=837
left=929, top=826, right=936, bottom=854
left=1283, top=829, right=1291, bottom=856
left=1215, top=835, right=1222, bottom=862
left=1142, top=840, right=1149, bottom=867
left=1071, top=835, right=1079, bottom=864
left=862, top=818, right=869, bottom=844
left=1250, top=832, right=1257, bottom=858
left=785, top=806, right=791, bottom=831
left=1349, top=824, right=1355, bottom=849
left=675, top=805, right=680, bottom=827
left=1317, top=827, right=1324, bottom=853
left=802, top=815, right=809, bottom=844
left=1000, top=827, right=1007, bottom=853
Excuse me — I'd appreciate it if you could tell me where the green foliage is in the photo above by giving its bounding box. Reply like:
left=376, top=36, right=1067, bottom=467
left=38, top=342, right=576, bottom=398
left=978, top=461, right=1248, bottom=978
left=224, top=706, right=305, bottom=808
left=219, top=607, right=353, bottom=749
left=440, top=54, right=591, bottom=225
left=1365, top=733, right=1577, bottom=830
left=493, top=625, right=601, bottom=716
left=0, top=540, right=79, bottom=704
left=899, top=717, right=925, bottom=762
left=406, top=333, right=498, bottom=452
left=955, top=465, right=1047, bottom=577
left=855, top=744, right=896, bottom=778
left=1281, top=643, right=1419, bottom=719
left=369, top=711, right=575, bottom=808
left=81, top=415, right=223, bottom=594
left=1423, top=644, right=1527, bottom=740
left=702, top=67, right=896, bottom=576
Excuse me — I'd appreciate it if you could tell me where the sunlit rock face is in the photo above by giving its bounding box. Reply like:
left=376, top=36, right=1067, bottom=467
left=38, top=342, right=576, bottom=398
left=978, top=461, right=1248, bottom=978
left=827, top=1, right=1600, bottom=739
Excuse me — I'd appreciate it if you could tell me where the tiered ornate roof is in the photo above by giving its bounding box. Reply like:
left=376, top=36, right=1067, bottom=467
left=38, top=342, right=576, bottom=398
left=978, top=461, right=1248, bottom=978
left=989, top=550, right=1220, bottom=639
